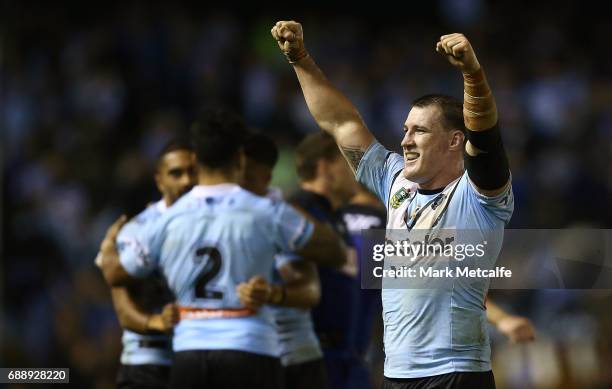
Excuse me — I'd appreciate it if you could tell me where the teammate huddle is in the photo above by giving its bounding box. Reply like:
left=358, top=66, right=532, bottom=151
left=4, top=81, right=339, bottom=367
left=96, top=21, right=534, bottom=389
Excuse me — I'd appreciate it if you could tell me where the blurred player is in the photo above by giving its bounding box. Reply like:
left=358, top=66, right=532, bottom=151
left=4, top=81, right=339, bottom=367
left=105, top=139, right=196, bottom=389
left=237, top=132, right=328, bottom=389
left=273, top=22, right=513, bottom=388
left=96, top=109, right=346, bottom=389
left=290, top=131, right=362, bottom=389
left=337, top=183, right=386, bottom=389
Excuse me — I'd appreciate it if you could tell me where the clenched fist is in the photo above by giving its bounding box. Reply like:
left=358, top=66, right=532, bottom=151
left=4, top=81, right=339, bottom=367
left=236, top=275, right=272, bottom=310
left=146, top=303, right=179, bottom=333
left=436, top=33, right=481, bottom=74
left=160, top=303, right=180, bottom=330
left=271, top=20, right=308, bottom=63
left=237, top=275, right=285, bottom=309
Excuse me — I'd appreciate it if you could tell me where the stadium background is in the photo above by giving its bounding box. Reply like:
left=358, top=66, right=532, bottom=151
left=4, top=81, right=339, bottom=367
left=2, top=1, right=611, bottom=388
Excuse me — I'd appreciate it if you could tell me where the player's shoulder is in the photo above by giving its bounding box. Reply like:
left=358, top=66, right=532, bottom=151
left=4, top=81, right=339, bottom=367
left=158, top=185, right=236, bottom=216
left=456, top=171, right=514, bottom=223
left=135, top=200, right=166, bottom=223
left=118, top=200, right=165, bottom=238
left=363, top=142, right=404, bottom=170
left=266, top=187, right=284, bottom=201
left=173, top=184, right=284, bottom=215
left=238, top=188, right=285, bottom=214
left=458, top=171, right=513, bottom=201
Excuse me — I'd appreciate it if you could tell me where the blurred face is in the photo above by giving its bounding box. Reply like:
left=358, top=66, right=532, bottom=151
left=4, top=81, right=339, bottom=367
left=242, top=158, right=272, bottom=196
left=325, top=155, right=358, bottom=204
left=155, top=150, right=197, bottom=205
left=401, top=105, right=462, bottom=185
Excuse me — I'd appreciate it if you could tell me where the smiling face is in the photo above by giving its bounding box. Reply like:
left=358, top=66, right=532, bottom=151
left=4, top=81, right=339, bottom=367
left=401, top=104, right=464, bottom=188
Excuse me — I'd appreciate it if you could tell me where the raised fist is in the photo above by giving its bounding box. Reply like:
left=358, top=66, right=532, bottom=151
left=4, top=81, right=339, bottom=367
left=271, top=20, right=308, bottom=63
left=436, top=33, right=480, bottom=74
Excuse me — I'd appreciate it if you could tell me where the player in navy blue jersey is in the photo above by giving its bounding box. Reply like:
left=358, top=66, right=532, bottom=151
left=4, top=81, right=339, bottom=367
left=337, top=183, right=387, bottom=389
left=96, top=110, right=346, bottom=389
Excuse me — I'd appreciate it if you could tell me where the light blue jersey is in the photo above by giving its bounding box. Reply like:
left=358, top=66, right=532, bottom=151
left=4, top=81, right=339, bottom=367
left=357, top=142, right=514, bottom=378
left=268, top=188, right=322, bottom=366
left=273, top=255, right=322, bottom=366
left=116, top=200, right=173, bottom=366
left=118, top=184, right=313, bottom=357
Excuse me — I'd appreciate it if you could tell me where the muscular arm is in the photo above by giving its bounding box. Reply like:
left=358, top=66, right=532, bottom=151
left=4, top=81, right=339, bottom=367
left=462, top=67, right=509, bottom=196
left=437, top=33, right=510, bottom=196
left=272, top=21, right=375, bottom=173
left=292, top=57, right=375, bottom=171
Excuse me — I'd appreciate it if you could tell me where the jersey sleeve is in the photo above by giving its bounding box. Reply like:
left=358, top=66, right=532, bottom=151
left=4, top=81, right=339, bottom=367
left=117, top=218, right=163, bottom=278
left=271, top=201, right=314, bottom=253
left=462, top=172, right=515, bottom=226
left=356, top=142, right=404, bottom=208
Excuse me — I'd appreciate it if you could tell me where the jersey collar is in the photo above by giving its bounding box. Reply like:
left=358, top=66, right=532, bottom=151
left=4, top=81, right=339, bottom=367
left=190, top=183, right=241, bottom=197
left=417, top=187, right=445, bottom=195
left=156, top=199, right=168, bottom=213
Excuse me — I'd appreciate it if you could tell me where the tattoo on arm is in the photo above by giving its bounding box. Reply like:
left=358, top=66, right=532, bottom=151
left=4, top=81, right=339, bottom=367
left=341, top=146, right=365, bottom=173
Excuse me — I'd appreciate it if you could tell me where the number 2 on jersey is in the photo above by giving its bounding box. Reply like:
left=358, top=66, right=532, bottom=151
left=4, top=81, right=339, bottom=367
left=194, top=246, right=223, bottom=299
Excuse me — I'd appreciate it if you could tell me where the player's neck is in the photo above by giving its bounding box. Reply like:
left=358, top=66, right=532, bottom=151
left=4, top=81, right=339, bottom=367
left=327, top=193, right=344, bottom=210
left=162, top=197, right=173, bottom=208
left=417, top=165, right=463, bottom=191
left=197, top=168, right=239, bottom=186
left=300, top=180, right=335, bottom=208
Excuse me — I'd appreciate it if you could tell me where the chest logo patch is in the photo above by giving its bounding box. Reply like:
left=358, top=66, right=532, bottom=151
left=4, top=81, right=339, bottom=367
left=391, top=187, right=411, bottom=209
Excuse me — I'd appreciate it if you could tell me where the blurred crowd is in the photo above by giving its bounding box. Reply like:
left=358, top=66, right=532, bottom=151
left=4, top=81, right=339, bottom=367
left=2, top=1, right=611, bottom=388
